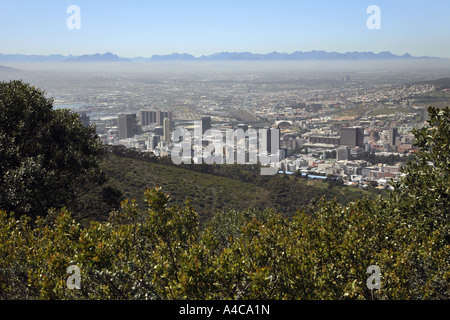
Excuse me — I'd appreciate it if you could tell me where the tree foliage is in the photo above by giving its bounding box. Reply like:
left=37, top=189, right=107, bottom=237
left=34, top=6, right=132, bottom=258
left=0, top=80, right=108, bottom=219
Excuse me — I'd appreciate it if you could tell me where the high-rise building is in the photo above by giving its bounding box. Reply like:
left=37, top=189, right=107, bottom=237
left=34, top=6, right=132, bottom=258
left=156, top=110, right=163, bottom=126
left=140, top=110, right=157, bottom=126
left=201, top=116, right=211, bottom=135
left=156, top=110, right=173, bottom=126
left=259, top=128, right=280, bottom=155
left=150, top=135, right=160, bottom=150
left=389, top=127, right=399, bottom=146
left=168, top=110, right=173, bottom=131
left=340, top=127, right=364, bottom=147
left=140, top=109, right=173, bottom=128
left=163, top=117, right=172, bottom=142
left=118, top=114, right=138, bottom=140
left=336, top=146, right=351, bottom=161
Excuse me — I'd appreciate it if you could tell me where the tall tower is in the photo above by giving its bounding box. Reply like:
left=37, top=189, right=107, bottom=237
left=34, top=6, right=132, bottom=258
left=140, top=110, right=148, bottom=126
left=260, top=128, right=280, bottom=155
left=163, top=117, right=171, bottom=142
left=118, top=114, right=137, bottom=140
left=156, top=110, right=163, bottom=126
left=389, top=127, right=399, bottom=146
left=167, top=110, right=173, bottom=131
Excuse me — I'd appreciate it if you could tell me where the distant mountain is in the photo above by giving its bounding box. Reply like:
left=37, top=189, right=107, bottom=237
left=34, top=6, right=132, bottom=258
left=144, top=50, right=439, bottom=62
left=0, top=51, right=441, bottom=63
left=199, top=50, right=438, bottom=61
left=0, top=53, right=69, bottom=62
left=135, top=50, right=418, bottom=61
left=151, top=53, right=197, bottom=61
left=64, top=52, right=130, bottom=63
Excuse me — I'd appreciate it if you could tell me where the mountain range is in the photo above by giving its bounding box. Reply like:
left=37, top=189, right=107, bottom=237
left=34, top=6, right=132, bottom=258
left=0, top=51, right=440, bottom=63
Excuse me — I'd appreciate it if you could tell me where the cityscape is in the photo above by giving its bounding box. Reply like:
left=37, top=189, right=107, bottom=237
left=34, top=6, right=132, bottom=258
left=5, top=58, right=445, bottom=189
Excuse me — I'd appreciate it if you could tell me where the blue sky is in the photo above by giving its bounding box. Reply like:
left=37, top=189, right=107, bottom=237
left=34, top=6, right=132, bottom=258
left=0, top=0, right=449, bottom=58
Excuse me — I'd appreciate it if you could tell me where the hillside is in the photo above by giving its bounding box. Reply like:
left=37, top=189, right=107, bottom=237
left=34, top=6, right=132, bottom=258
left=414, top=77, right=450, bottom=90
left=101, top=148, right=381, bottom=223
left=101, top=153, right=270, bottom=223
left=409, top=78, right=450, bottom=108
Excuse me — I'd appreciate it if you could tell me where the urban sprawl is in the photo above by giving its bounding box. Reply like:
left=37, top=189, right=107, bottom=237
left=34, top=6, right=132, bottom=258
left=44, top=68, right=441, bottom=190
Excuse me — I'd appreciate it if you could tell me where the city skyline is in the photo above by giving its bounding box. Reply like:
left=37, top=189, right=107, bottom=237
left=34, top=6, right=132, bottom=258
left=0, top=0, right=449, bottom=58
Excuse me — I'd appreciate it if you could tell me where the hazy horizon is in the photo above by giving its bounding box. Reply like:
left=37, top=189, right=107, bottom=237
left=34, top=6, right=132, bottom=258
left=2, top=59, right=450, bottom=76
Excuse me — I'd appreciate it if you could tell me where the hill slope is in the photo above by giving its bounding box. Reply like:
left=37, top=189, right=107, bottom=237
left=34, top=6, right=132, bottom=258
left=102, top=153, right=270, bottom=222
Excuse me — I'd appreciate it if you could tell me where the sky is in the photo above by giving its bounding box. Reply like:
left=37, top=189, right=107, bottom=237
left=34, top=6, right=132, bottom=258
left=0, top=0, right=449, bottom=58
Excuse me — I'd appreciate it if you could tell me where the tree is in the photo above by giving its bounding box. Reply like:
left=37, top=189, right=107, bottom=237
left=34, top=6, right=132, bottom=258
left=326, top=174, right=343, bottom=189
left=325, top=150, right=336, bottom=159
left=380, top=106, right=450, bottom=298
left=390, top=106, right=449, bottom=234
left=0, top=80, right=107, bottom=219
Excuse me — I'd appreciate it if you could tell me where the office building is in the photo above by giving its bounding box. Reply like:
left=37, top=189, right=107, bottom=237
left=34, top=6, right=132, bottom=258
left=163, top=117, right=172, bottom=142
left=336, top=146, right=351, bottom=161
left=118, top=114, right=138, bottom=140
left=389, top=127, right=399, bottom=146
left=308, top=135, right=341, bottom=145
left=140, top=110, right=157, bottom=126
left=157, top=110, right=173, bottom=126
left=340, top=127, right=364, bottom=147
left=260, top=128, right=280, bottom=155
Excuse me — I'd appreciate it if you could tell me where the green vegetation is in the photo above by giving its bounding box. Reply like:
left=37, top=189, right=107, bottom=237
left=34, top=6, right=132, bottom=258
left=352, top=151, right=414, bottom=165
left=0, top=81, right=121, bottom=221
left=369, top=106, right=415, bottom=116
left=0, top=81, right=448, bottom=300
left=101, top=152, right=269, bottom=224
left=411, top=92, right=450, bottom=108
left=334, top=103, right=373, bottom=117
left=409, top=79, right=450, bottom=108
